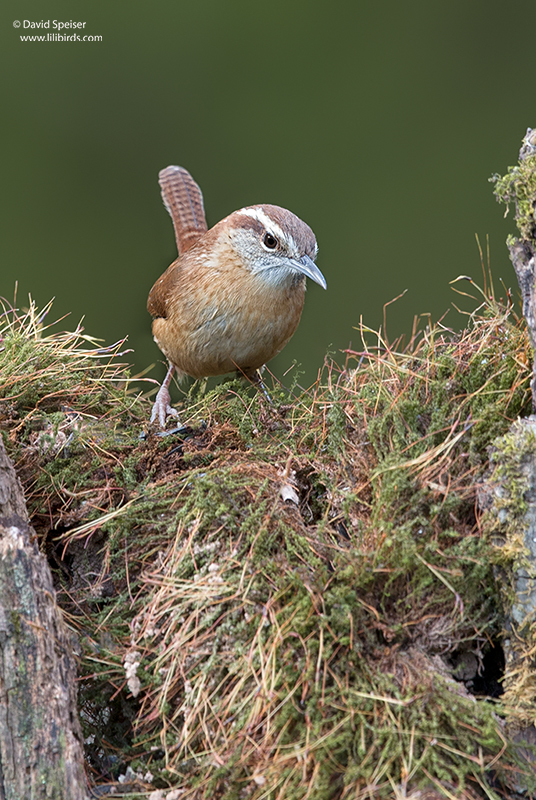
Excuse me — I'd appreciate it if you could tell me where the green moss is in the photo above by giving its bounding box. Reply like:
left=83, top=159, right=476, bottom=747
left=492, top=151, right=536, bottom=242
left=1, top=294, right=534, bottom=798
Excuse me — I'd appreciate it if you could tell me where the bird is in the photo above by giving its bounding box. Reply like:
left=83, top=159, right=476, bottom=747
left=147, top=165, right=327, bottom=428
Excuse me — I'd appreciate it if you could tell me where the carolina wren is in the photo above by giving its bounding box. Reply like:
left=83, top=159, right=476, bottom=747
left=148, top=166, right=327, bottom=427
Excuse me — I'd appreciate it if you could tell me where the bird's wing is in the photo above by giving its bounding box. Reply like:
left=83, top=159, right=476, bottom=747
left=159, top=166, right=208, bottom=256
left=147, top=260, right=179, bottom=319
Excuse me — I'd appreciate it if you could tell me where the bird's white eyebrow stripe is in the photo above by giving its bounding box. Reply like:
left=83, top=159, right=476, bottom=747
left=237, top=207, right=291, bottom=247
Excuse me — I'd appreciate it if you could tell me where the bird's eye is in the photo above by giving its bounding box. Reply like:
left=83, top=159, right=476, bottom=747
left=263, top=232, right=278, bottom=249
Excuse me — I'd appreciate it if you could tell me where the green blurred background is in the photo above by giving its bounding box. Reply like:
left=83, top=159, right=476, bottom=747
left=1, top=0, right=534, bottom=389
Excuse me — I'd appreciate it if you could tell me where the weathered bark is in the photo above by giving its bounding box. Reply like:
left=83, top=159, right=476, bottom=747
left=508, top=238, right=536, bottom=407
left=505, top=127, right=536, bottom=409
left=0, top=438, right=88, bottom=799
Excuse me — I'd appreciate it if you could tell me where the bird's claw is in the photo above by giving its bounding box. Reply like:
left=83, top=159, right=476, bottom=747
left=150, top=385, right=181, bottom=429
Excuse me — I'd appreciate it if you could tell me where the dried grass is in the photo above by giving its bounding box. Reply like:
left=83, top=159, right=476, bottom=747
left=0, top=285, right=534, bottom=799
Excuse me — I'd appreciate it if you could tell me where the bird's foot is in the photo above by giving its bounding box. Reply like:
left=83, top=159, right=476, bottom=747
left=150, top=384, right=181, bottom=429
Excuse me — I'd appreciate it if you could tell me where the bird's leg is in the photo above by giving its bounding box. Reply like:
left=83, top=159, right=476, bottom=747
left=249, top=368, right=274, bottom=405
left=150, top=362, right=181, bottom=428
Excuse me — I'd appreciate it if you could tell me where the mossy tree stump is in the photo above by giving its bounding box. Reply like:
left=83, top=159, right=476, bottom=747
left=0, top=438, right=87, bottom=799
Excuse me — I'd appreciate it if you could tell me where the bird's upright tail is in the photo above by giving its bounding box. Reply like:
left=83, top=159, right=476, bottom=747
left=158, top=165, right=208, bottom=255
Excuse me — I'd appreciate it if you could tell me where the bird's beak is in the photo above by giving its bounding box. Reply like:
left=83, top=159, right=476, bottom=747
left=290, top=255, right=327, bottom=289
